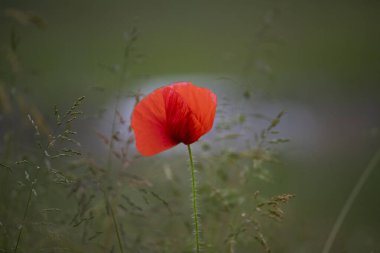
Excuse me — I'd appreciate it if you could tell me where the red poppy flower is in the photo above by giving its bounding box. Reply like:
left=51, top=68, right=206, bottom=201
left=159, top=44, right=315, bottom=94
left=131, top=82, right=217, bottom=156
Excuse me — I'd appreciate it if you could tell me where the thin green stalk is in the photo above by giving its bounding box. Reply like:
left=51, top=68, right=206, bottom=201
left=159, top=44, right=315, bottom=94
left=322, top=148, right=380, bottom=253
left=110, top=204, right=124, bottom=253
left=104, top=138, right=124, bottom=253
left=14, top=182, right=33, bottom=253
left=103, top=35, right=135, bottom=253
left=102, top=190, right=124, bottom=253
left=106, top=31, right=136, bottom=166
left=106, top=31, right=133, bottom=167
left=187, top=145, right=200, bottom=253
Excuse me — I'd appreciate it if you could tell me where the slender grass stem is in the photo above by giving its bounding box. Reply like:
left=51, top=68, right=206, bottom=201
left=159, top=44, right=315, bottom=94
left=102, top=190, right=124, bottom=253
left=106, top=33, right=132, bottom=168
left=103, top=163, right=124, bottom=253
left=321, top=148, right=380, bottom=253
left=105, top=110, right=124, bottom=253
left=110, top=204, right=124, bottom=253
left=14, top=182, right=33, bottom=253
left=103, top=35, right=134, bottom=253
left=187, top=144, right=200, bottom=253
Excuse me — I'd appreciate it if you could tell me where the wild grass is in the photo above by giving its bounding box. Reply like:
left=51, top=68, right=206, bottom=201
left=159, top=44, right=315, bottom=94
left=0, top=7, right=296, bottom=253
left=321, top=148, right=380, bottom=253
left=0, top=89, right=294, bottom=252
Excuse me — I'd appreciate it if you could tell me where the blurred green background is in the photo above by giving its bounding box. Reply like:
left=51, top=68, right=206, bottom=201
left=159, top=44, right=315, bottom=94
left=1, top=0, right=380, bottom=252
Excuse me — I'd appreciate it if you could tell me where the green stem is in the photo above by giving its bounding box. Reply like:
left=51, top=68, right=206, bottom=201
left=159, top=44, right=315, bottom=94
left=321, top=148, right=380, bottom=253
left=187, top=145, right=200, bottom=253
left=14, top=182, right=33, bottom=253
left=103, top=33, right=134, bottom=253
left=103, top=190, right=124, bottom=253
left=106, top=192, right=124, bottom=253
left=110, top=205, right=124, bottom=253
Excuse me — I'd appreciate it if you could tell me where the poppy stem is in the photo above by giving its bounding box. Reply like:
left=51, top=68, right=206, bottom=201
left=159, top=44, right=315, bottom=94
left=187, top=144, right=201, bottom=253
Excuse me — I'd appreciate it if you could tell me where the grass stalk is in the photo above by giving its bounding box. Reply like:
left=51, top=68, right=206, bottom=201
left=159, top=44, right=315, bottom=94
left=321, top=148, right=380, bottom=253
left=14, top=182, right=33, bottom=253
left=103, top=30, right=136, bottom=253
left=110, top=204, right=124, bottom=253
left=187, top=144, right=200, bottom=253
left=102, top=190, right=124, bottom=253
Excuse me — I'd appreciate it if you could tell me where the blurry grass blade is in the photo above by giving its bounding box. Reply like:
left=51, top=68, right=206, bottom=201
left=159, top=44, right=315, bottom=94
left=5, top=8, right=47, bottom=29
left=27, top=114, right=40, bottom=136
left=24, top=170, right=30, bottom=181
left=0, top=163, right=13, bottom=174
left=54, top=105, right=61, bottom=125
left=150, top=191, right=172, bottom=214
left=267, top=110, right=286, bottom=131
left=0, top=83, right=12, bottom=113
left=57, top=134, right=81, bottom=146
left=19, top=95, right=51, bottom=136
left=163, top=164, right=173, bottom=181
left=62, top=148, right=81, bottom=156
left=269, top=138, right=290, bottom=144
left=122, top=194, right=143, bottom=212
left=88, top=232, right=103, bottom=241
left=10, top=26, right=21, bottom=51
left=73, top=216, right=94, bottom=228
left=63, top=96, right=85, bottom=120
left=254, top=232, right=270, bottom=253
left=271, top=194, right=295, bottom=203
left=126, top=173, right=152, bottom=188
left=322, top=148, right=380, bottom=253
left=215, top=133, right=241, bottom=141
left=6, top=47, right=20, bottom=73
left=116, top=110, right=126, bottom=125
left=32, top=188, right=37, bottom=197
left=41, top=208, right=61, bottom=212
left=95, top=130, right=110, bottom=145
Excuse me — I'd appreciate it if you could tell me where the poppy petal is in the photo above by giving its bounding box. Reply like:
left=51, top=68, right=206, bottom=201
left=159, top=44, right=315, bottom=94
left=131, top=87, right=178, bottom=156
left=170, top=82, right=217, bottom=140
left=162, top=86, right=202, bottom=144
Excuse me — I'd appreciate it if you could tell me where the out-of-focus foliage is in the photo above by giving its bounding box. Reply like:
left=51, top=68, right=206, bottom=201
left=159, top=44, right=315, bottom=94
left=0, top=9, right=293, bottom=251
left=1, top=1, right=380, bottom=252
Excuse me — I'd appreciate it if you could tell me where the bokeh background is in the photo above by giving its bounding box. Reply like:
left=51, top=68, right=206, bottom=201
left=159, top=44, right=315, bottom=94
left=1, top=0, right=380, bottom=252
